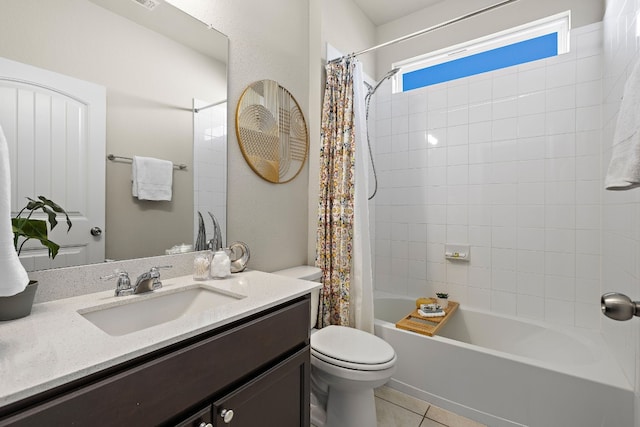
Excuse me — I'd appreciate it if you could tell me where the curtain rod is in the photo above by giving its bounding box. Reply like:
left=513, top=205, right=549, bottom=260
left=107, top=154, right=187, bottom=170
left=328, top=0, right=520, bottom=64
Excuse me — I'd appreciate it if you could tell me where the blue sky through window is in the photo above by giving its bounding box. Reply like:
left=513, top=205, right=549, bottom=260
left=402, top=32, right=558, bottom=91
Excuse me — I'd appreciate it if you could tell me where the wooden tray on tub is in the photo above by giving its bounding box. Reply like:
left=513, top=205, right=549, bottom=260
left=395, top=299, right=459, bottom=337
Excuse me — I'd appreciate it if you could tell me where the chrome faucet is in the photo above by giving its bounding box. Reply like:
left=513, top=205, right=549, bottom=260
left=133, top=265, right=172, bottom=294
left=101, top=269, right=133, bottom=297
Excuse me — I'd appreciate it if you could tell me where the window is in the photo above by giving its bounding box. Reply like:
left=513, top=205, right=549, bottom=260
left=393, top=11, right=571, bottom=92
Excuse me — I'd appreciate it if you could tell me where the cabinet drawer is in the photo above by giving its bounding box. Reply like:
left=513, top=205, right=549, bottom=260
left=213, top=347, right=310, bottom=427
left=0, top=298, right=310, bottom=426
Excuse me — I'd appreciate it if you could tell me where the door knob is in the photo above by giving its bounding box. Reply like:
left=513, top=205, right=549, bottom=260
left=601, top=292, right=640, bottom=321
left=90, top=226, right=102, bottom=236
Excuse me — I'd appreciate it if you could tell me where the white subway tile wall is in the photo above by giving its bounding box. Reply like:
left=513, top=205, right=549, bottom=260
left=601, top=0, right=640, bottom=391
left=370, top=23, right=604, bottom=329
left=193, top=102, right=227, bottom=244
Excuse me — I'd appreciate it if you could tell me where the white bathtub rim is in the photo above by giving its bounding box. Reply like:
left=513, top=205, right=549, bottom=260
left=373, top=296, right=632, bottom=392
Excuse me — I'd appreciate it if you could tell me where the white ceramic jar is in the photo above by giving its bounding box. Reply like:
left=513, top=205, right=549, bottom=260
left=210, top=249, right=231, bottom=279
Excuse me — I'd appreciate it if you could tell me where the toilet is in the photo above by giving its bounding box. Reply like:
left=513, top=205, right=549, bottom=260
left=273, top=266, right=397, bottom=427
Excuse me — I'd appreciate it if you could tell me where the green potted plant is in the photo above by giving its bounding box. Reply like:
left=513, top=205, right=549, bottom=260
left=436, top=292, right=449, bottom=309
left=0, top=196, right=72, bottom=320
left=12, top=196, right=72, bottom=259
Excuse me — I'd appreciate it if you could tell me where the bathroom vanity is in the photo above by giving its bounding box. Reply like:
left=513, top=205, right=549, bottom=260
left=0, top=270, right=317, bottom=426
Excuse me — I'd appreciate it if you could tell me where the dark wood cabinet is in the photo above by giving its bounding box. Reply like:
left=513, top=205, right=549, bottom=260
left=0, top=296, right=311, bottom=427
left=173, top=405, right=212, bottom=427
left=213, top=347, right=310, bottom=426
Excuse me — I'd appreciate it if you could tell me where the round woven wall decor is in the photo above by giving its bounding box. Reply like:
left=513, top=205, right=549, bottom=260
left=236, top=80, right=308, bottom=183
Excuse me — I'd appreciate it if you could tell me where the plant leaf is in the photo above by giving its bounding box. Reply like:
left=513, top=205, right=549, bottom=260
left=40, top=238, right=61, bottom=259
left=12, top=218, right=47, bottom=239
left=11, top=218, right=52, bottom=256
left=41, top=206, right=59, bottom=230
left=25, top=198, right=44, bottom=211
left=37, top=196, right=72, bottom=232
left=13, top=196, right=72, bottom=258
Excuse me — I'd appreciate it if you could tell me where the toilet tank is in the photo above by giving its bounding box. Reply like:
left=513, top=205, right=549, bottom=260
left=272, top=266, right=322, bottom=329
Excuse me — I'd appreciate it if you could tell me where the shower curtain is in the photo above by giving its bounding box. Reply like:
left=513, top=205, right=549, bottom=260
left=316, top=58, right=374, bottom=333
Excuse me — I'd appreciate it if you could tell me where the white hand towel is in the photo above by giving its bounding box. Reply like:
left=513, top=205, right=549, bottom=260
left=0, top=125, right=29, bottom=296
left=605, top=59, right=640, bottom=190
left=132, top=156, right=173, bottom=201
left=418, top=309, right=446, bottom=318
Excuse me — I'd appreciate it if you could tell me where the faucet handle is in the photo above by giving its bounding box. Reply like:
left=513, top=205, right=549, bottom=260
left=101, top=269, right=133, bottom=297
left=149, top=265, right=172, bottom=278
left=149, top=265, right=172, bottom=290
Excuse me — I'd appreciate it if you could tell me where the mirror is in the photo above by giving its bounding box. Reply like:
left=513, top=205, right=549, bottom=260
left=236, top=80, right=308, bottom=183
left=0, top=0, right=227, bottom=270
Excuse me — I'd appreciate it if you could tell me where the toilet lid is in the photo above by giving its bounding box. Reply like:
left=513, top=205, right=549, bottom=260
left=311, top=325, right=396, bottom=370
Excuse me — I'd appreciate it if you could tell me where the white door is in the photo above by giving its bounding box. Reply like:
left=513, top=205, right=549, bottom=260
left=0, top=57, right=106, bottom=271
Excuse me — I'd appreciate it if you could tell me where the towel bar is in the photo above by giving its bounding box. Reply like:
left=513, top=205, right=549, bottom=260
left=107, top=154, right=187, bottom=170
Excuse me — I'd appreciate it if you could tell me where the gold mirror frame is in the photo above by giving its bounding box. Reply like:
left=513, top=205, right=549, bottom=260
left=236, top=80, right=309, bottom=183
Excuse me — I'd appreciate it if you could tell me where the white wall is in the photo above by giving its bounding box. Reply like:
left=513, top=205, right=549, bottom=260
left=371, top=23, right=604, bottom=328
left=601, top=0, right=640, bottom=409
left=319, top=0, right=377, bottom=75
left=168, top=0, right=311, bottom=272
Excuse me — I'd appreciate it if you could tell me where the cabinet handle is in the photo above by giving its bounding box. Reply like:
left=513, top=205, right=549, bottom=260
left=220, top=409, right=234, bottom=423
left=198, top=423, right=213, bottom=427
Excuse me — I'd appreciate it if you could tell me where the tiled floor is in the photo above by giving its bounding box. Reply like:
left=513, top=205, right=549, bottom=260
left=374, top=386, right=486, bottom=427
left=311, top=386, right=487, bottom=427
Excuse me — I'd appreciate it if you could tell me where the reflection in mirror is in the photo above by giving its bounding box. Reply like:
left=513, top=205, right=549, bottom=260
left=0, top=0, right=228, bottom=271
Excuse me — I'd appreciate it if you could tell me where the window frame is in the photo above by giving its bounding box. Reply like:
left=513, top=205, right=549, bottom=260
left=392, top=10, right=571, bottom=93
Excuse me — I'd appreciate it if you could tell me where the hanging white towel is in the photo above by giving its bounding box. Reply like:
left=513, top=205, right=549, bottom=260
left=132, top=156, right=173, bottom=201
left=0, top=125, right=29, bottom=296
left=605, top=59, right=640, bottom=190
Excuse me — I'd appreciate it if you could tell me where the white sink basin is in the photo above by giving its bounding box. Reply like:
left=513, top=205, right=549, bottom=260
left=79, top=286, right=245, bottom=336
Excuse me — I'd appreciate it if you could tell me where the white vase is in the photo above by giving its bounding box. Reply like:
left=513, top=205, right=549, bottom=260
left=437, top=297, right=449, bottom=309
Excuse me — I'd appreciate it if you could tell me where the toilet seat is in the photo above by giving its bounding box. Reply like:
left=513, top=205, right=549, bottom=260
left=311, top=325, right=396, bottom=371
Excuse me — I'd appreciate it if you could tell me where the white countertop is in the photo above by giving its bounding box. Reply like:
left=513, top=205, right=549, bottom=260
left=0, top=270, right=319, bottom=407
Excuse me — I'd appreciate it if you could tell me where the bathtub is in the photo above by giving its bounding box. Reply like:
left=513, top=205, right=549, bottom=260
left=373, top=296, right=634, bottom=427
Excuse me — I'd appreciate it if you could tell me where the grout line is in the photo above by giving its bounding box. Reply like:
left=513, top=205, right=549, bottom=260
left=375, top=394, right=431, bottom=417
left=375, top=395, right=429, bottom=417
left=421, top=417, right=448, bottom=427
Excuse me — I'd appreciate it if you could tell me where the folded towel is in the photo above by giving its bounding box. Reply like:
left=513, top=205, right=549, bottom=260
left=132, top=156, right=173, bottom=201
left=418, top=308, right=446, bottom=318
left=0, top=125, right=29, bottom=296
left=605, top=59, right=640, bottom=190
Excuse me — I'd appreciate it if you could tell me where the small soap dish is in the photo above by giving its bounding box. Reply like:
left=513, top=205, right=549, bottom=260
left=445, top=244, right=470, bottom=261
